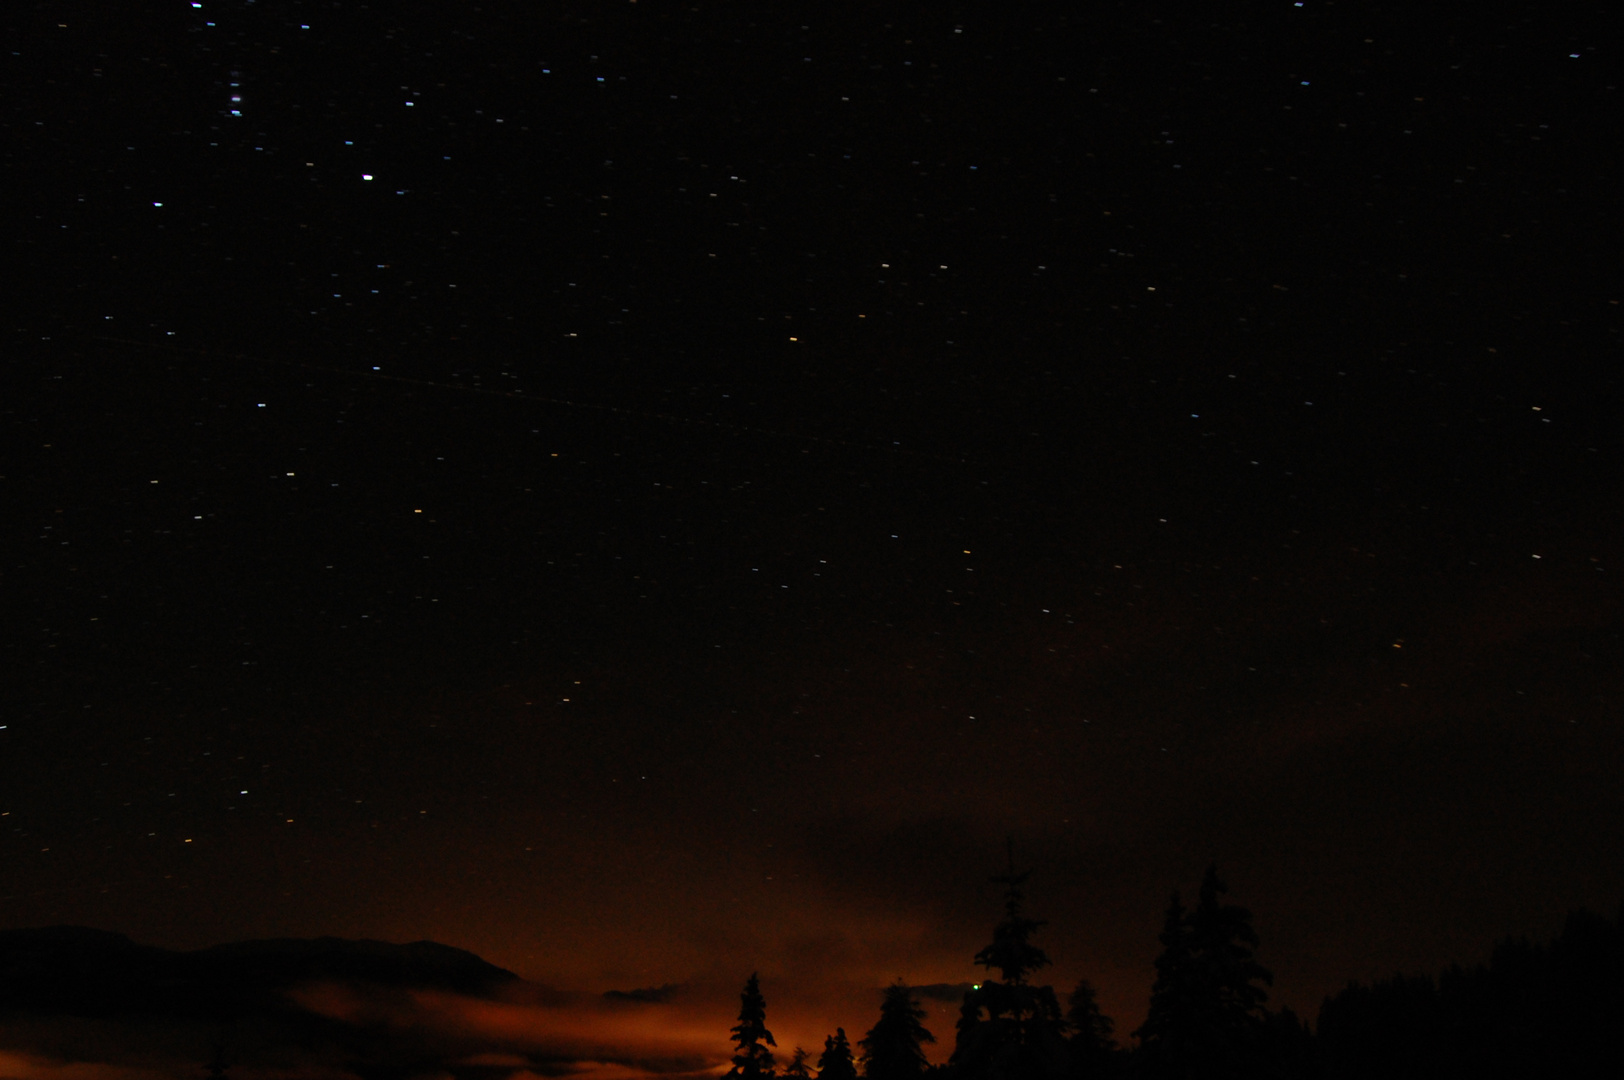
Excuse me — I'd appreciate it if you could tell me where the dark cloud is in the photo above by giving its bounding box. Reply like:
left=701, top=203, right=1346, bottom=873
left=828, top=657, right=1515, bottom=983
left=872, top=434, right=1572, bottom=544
left=909, top=983, right=976, bottom=1004
left=603, top=983, right=683, bottom=1005
left=0, top=931, right=723, bottom=1079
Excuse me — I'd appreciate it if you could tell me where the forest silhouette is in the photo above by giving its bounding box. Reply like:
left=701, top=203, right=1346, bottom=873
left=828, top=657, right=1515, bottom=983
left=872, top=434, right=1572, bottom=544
left=723, top=861, right=1621, bottom=1080
left=0, top=868, right=1618, bottom=1079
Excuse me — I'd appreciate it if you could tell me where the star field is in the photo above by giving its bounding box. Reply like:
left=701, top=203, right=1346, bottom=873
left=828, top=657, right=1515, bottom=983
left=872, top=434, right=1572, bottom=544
left=3, top=1, right=1621, bottom=1070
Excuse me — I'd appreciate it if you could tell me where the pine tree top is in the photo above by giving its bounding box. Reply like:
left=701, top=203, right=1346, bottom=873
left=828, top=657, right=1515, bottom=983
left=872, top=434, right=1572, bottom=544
left=817, top=1027, right=858, bottom=1080
left=727, top=973, right=777, bottom=1080
left=1133, top=865, right=1273, bottom=1056
left=782, top=1046, right=813, bottom=1079
left=974, top=861, right=1051, bottom=984
left=860, top=982, right=937, bottom=1078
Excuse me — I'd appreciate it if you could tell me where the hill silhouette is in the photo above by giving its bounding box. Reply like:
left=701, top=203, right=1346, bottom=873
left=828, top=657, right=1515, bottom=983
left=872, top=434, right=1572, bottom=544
left=0, top=925, right=517, bottom=1023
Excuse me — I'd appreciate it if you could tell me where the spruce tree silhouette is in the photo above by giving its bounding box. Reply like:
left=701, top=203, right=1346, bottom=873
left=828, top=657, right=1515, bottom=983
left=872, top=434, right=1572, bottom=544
left=1133, top=865, right=1272, bottom=1080
left=859, top=981, right=936, bottom=1079
left=1065, top=980, right=1119, bottom=1079
left=950, top=844, right=1069, bottom=1080
left=727, top=973, right=778, bottom=1079
left=819, top=1028, right=859, bottom=1080
left=783, top=1046, right=815, bottom=1079
left=1134, top=890, right=1193, bottom=1075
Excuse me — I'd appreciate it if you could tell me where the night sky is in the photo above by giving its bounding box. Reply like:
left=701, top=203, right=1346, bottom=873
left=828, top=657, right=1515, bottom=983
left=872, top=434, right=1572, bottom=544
left=4, top=1, right=1621, bottom=1076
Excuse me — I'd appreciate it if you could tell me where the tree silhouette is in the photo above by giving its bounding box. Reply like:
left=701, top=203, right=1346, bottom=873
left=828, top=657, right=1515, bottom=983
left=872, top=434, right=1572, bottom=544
left=727, top=973, right=778, bottom=1080
left=783, top=1046, right=814, bottom=1079
left=1257, top=1006, right=1315, bottom=1080
left=974, top=863, right=1052, bottom=985
left=818, top=1028, right=858, bottom=1080
left=1315, top=902, right=1624, bottom=1080
left=1134, top=890, right=1194, bottom=1071
left=1133, top=866, right=1272, bottom=1080
left=951, top=847, right=1069, bottom=1079
left=859, top=981, right=936, bottom=1079
left=1316, top=972, right=1439, bottom=1080
left=1065, top=980, right=1119, bottom=1079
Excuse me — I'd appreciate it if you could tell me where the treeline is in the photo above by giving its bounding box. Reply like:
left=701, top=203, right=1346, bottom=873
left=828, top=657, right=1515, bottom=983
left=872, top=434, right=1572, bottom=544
left=721, top=864, right=1622, bottom=1079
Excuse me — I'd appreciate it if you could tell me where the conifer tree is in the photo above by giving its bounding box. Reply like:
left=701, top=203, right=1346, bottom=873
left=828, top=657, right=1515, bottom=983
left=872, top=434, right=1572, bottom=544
left=1065, top=980, right=1119, bottom=1078
left=950, top=847, right=1069, bottom=1079
left=859, top=982, right=935, bottom=1079
left=1133, top=890, right=1193, bottom=1068
left=783, top=1046, right=814, bottom=1079
left=1133, top=866, right=1272, bottom=1080
left=818, top=1028, right=858, bottom=1080
left=1185, top=865, right=1271, bottom=1033
left=727, top=973, right=778, bottom=1080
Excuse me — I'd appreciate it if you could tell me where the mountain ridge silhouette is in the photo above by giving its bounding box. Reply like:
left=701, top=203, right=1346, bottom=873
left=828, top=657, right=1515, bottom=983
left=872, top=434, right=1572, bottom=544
left=0, top=925, right=519, bottom=1022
